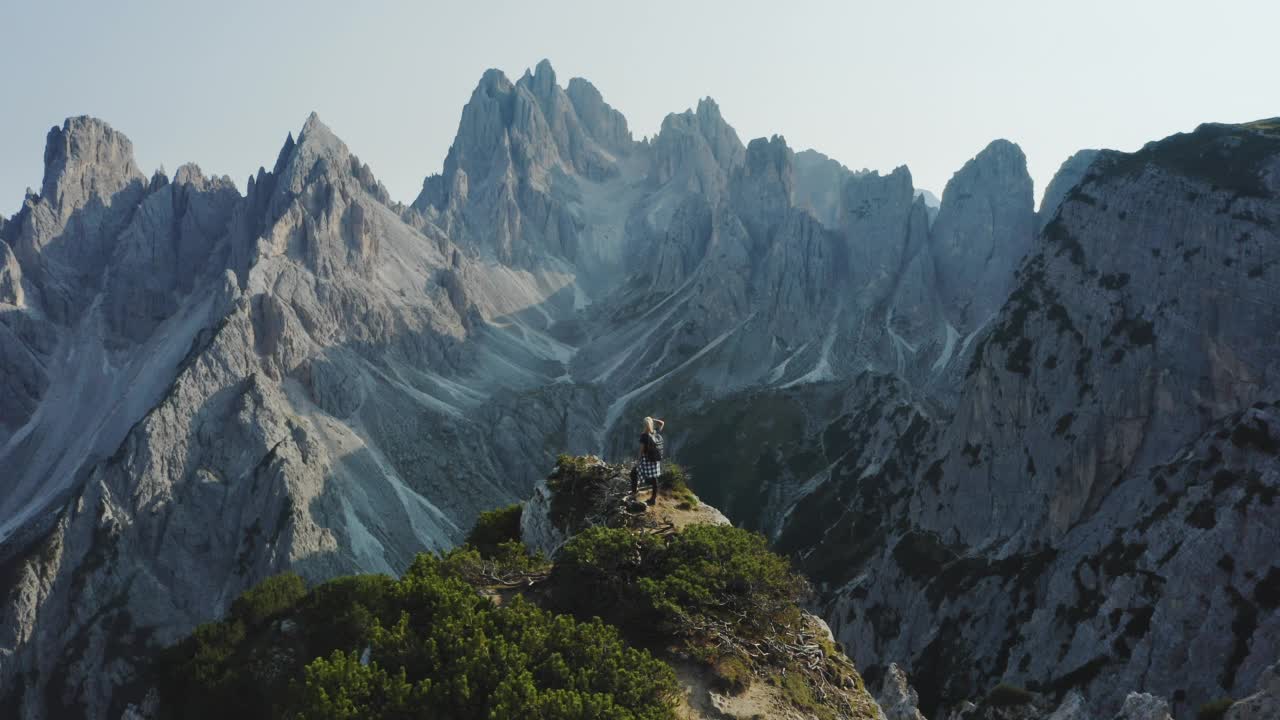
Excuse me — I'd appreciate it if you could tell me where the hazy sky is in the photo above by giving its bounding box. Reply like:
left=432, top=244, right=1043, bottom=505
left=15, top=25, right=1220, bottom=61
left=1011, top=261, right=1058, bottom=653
left=2, top=0, right=1276, bottom=216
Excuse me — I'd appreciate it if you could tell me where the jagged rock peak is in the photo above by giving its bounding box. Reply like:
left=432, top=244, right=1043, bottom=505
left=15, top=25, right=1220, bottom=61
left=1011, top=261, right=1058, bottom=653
left=565, top=76, right=633, bottom=152
left=792, top=149, right=857, bottom=227
left=841, top=165, right=916, bottom=215
left=935, top=138, right=1033, bottom=217
left=527, top=58, right=557, bottom=97
left=913, top=188, right=940, bottom=209
left=941, top=139, right=1029, bottom=199
left=271, top=131, right=296, bottom=177
left=650, top=96, right=746, bottom=195
left=696, top=96, right=725, bottom=121
left=744, top=135, right=794, bottom=184
left=268, top=114, right=347, bottom=196
left=694, top=97, right=745, bottom=170
left=173, top=163, right=204, bottom=187
left=40, top=115, right=144, bottom=216
left=838, top=164, right=919, bottom=250
left=148, top=168, right=169, bottom=192
left=275, top=112, right=383, bottom=196
left=296, top=111, right=344, bottom=155
left=476, top=67, right=515, bottom=97
left=929, top=137, right=1035, bottom=330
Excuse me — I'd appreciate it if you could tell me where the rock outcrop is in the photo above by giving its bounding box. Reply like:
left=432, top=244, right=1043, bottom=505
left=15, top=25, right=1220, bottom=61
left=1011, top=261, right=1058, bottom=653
left=1226, top=661, right=1280, bottom=720
left=878, top=664, right=929, bottom=720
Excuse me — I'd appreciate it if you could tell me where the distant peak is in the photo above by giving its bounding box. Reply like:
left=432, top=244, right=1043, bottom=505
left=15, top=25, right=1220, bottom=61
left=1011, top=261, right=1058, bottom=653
left=174, top=163, right=205, bottom=186
left=41, top=115, right=143, bottom=206
left=271, top=131, right=296, bottom=176
left=477, top=68, right=513, bottom=96
left=566, top=76, right=597, bottom=94
left=742, top=135, right=794, bottom=189
left=59, top=115, right=117, bottom=134
left=747, top=134, right=791, bottom=155
left=977, top=138, right=1026, bottom=163
left=517, top=59, right=559, bottom=99
left=913, top=187, right=941, bottom=208
left=294, top=112, right=346, bottom=156
left=300, top=111, right=328, bottom=137
left=696, top=97, right=722, bottom=119
left=534, top=58, right=556, bottom=82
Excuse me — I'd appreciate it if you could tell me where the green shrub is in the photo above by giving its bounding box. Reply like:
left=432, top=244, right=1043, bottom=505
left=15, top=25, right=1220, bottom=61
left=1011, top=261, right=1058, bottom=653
left=987, top=683, right=1035, bottom=707
left=465, top=503, right=524, bottom=558
left=157, top=552, right=677, bottom=720
left=296, top=574, right=396, bottom=654
left=661, top=464, right=698, bottom=507
left=437, top=541, right=549, bottom=587
left=554, top=453, right=597, bottom=481
left=555, top=524, right=808, bottom=643
left=1197, top=698, right=1234, bottom=720
left=289, top=650, right=421, bottom=719
left=712, top=655, right=752, bottom=694
left=779, top=670, right=821, bottom=715
left=229, top=573, right=307, bottom=626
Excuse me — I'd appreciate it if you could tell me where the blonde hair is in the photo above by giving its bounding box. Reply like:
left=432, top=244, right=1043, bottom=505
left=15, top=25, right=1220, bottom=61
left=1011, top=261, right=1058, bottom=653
left=643, top=416, right=655, bottom=433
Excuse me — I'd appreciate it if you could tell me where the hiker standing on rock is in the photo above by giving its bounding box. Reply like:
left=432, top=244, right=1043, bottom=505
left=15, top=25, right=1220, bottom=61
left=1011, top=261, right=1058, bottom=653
left=633, top=416, right=666, bottom=505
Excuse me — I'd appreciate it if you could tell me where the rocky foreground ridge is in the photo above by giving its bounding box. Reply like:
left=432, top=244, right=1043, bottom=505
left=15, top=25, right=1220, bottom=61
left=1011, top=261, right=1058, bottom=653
left=0, top=59, right=1277, bottom=719
left=126, top=456, right=882, bottom=720
left=117, top=455, right=1280, bottom=720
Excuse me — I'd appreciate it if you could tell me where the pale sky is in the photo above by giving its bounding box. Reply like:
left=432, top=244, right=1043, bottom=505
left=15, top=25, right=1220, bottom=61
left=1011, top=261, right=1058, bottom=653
left=1, top=0, right=1276, bottom=217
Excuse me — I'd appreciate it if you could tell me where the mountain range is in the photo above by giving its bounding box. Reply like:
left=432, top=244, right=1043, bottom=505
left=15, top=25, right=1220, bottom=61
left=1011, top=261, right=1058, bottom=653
left=1, top=60, right=1277, bottom=719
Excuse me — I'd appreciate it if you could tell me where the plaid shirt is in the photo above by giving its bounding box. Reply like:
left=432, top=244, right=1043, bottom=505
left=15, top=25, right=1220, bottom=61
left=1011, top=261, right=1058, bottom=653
left=638, top=458, right=662, bottom=481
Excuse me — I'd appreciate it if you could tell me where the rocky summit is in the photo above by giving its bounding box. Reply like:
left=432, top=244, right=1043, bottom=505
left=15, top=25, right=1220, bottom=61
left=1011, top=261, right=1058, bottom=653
left=0, top=61, right=1277, bottom=720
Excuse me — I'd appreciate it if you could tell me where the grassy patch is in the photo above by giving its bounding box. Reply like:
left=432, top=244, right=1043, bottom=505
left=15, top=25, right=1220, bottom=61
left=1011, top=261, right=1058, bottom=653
left=712, top=655, right=753, bottom=694
left=661, top=463, right=699, bottom=508
left=987, top=683, right=1035, bottom=707
left=464, top=503, right=523, bottom=558
left=1197, top=697, right=1234, bottom=720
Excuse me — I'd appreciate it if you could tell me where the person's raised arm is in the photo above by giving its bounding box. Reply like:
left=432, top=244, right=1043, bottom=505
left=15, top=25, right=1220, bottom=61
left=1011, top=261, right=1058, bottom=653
left=655, top=418, right=666, bottom=431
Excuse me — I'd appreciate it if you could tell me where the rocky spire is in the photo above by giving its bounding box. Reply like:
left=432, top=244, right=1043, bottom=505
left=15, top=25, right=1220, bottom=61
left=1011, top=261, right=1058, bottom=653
left=648, top=97, right=746, bottom=203
left=413, top=62, right=636, bottom=265
left=731, top=135, right=795, bottom=239
left=565, top=77, right=633, bottom=156
left=793, top=149, right=854, bottom=228
left=528, top=58, right=557, bottom=99
left=695, top=97, right=745, bottom=171
left=10, top=116, right=149, bottom=314
left=39, top=116, right=144, bottom=223
left=928, top=138, right=1035, bottom=330
left=875, top=664, right=927, bottom=720
left=839, top=164, right=922, bottom=306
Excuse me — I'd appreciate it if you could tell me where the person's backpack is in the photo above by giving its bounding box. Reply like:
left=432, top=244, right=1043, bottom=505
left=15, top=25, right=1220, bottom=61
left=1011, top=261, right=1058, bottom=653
left=646, top=432, right=665, bottom=462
